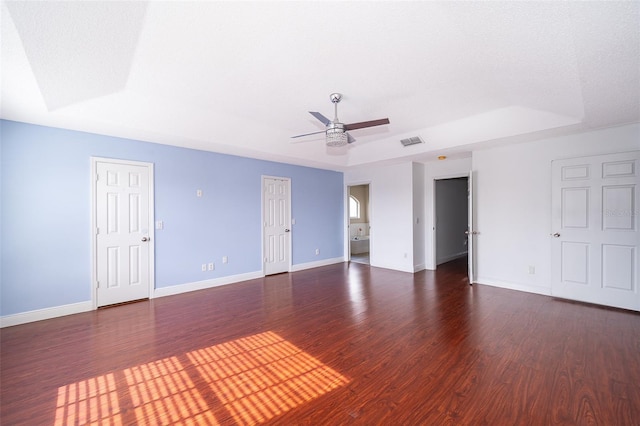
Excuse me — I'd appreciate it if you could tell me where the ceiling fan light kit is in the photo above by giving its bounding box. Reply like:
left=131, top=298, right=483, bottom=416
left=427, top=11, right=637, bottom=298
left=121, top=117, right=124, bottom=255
left=326, top=124, right=348, bottom=147
left=292, top=93, right=390, bottom=148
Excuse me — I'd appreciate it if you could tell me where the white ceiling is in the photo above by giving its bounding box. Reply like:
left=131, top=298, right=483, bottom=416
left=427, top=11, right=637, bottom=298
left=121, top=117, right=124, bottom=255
left=2, top=1, right=639, bottom=171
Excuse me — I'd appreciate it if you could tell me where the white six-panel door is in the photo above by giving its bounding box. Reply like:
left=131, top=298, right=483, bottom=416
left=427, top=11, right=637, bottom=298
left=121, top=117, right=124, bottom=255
left=263, top=177, right=291, bottom=275
left=551, top=151, right=639, bottom=311
left=94, top=159, right=153, bottom=307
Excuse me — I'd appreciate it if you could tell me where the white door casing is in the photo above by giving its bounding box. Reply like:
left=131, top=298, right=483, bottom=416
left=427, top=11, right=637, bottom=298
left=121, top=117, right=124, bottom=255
left=551, top=151, right=639, bottom=311
left=263, top=177, right=291, bottom=275
left=346, top=183, right=372, bottom=263
left=467, top=171, right=478, bottom=285
left=92, top=158, right=154, bottom=307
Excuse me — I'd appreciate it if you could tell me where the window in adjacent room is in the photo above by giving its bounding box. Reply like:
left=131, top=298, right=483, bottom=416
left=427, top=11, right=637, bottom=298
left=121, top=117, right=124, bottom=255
left=349, top=196, right=360, bottom=219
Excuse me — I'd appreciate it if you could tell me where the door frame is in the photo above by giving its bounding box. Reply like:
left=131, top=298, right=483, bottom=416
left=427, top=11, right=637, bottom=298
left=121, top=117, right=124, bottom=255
left=428, top=171, right=473, bottom=272
left=90, top=157, right=155, bottom=309
left=345, top=181, right=373, bottom=263
left=261, top=175, right=292, bottom=275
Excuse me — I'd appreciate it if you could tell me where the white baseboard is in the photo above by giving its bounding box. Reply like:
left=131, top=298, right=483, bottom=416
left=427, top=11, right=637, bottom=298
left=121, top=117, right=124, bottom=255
left=153, top=270, right=264, bottom=299
left=290, top=257, right=344, bottom=272
left=1, top=261, right=344, bottom=327
left=1, top=301, right=93, bottom=328
left=475, top=277, right=552, bottom=296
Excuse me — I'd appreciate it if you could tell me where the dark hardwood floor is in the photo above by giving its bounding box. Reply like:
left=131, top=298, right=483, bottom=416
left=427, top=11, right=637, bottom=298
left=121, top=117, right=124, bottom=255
left=2, top=258, right=639, bottom=425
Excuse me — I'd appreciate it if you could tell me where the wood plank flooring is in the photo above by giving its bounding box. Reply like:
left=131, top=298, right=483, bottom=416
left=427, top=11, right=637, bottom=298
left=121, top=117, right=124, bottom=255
left=2, top=258, right=639, bottom=425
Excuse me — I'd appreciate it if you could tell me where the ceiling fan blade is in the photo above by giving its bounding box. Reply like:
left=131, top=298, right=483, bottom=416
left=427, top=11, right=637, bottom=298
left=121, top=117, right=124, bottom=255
left=347, top=132, right=356, bottom=144
left=291, top=130, right=326, bottom=138
left=309, top=111, right=331, bottom=126
left=344, top=118, right=390, bottom=131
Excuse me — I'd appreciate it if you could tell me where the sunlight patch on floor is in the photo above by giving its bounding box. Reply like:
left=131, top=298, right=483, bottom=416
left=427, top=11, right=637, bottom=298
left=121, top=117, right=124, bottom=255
left=55, top=373, right=121, bottom=425
left=54, top=331, right=349, bottom=425
left=124, top=356, right=216, bottom=425
left=188, top=331, right=349, bottom=425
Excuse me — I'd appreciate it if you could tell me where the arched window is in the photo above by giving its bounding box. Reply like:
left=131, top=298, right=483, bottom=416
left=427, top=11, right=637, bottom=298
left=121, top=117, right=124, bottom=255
left=349, top=195, right=360, bottom=219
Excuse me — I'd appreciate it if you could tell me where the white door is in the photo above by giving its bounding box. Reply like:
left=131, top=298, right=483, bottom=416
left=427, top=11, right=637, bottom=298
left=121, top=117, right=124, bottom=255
left=467, top=171, right=478, bottom=284
left=95, top=159, right=153, bottom=307
left=551, top=151, right=639, bottom=311
left=263, top=177, right=291, bottom=275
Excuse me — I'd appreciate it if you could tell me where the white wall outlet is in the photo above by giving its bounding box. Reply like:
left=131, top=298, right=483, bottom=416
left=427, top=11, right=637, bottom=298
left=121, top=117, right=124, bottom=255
left=196, top=189, right=203, bottom=197
left=201, top=264, right=207, bottom=272
left=208, top=262, right=215, bottom=271
left=155, top=220, right=164, bottom=230
left=222, top=256, right=228, bottom=264
left=315, top=248, right=320, bottom=255
left=528, top=265, right=535, bottom=274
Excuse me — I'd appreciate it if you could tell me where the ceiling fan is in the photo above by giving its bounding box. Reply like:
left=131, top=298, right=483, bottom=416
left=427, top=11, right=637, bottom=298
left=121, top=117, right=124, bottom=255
left=291, top=93, right=390, bottom=147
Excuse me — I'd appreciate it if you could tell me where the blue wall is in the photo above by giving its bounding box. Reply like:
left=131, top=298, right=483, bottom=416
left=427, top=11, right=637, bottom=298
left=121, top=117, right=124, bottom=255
left=0, top=120, right=344, bottom=316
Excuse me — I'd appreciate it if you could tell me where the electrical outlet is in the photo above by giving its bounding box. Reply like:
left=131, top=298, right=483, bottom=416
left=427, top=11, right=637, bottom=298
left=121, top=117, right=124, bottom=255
left=208, top=262, right=215, bottom=271
left=201, top=264, right=207, bottom=272
left=196, top=189, right=202, bottom=197
left=222, top=256, right=228, bottom=264
left=528, top=265, right=535, bottom=274
left=315, top=248, right=320, bottom=255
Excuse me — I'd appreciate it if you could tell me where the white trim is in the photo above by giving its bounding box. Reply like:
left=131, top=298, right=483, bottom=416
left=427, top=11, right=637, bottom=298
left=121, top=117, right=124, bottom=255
left=153, top=271, right=264, bottom=299
left=0, top=301, right=93, bottom=328
left=290, top=257, right=345, bottom=272
left=90, top=157, right=155, bottom=308
left=475, top=277, right=552, bottom=296
left=345, top=181, right=372, bottom=264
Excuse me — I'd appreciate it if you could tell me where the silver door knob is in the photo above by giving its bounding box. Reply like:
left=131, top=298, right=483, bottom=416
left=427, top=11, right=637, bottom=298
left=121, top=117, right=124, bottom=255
left=551, top=233, right=560, bottom=238
left=141, top=237, right=149, bottom=242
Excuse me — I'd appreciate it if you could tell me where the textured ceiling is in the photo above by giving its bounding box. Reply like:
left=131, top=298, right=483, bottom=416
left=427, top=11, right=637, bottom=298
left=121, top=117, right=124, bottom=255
left=2, top=1, right=639, bottom=171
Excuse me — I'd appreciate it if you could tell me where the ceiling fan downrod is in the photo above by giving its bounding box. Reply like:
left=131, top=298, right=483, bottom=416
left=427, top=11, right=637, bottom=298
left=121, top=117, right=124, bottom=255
left=330, top=93, right=342, bottom=123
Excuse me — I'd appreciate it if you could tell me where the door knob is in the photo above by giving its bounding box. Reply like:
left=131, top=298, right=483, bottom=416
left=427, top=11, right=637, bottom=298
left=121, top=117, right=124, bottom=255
left=284, top=229, right=290, bottom=233
left=551, top=233, right=560, bottom=238
left=141, top=236, right=149, bottom=242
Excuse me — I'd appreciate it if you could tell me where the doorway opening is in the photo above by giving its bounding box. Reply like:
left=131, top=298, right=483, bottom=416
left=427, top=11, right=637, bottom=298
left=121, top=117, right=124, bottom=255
left=435, top=177, right=469, bottom=269
left=348, top=184, right=370, bottom=265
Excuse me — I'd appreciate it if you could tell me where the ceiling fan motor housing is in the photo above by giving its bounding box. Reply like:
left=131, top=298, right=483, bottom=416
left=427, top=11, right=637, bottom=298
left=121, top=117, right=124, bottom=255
left=326, top=122, right=348, bottom=147
left=291, top=92, right=389, bottom=147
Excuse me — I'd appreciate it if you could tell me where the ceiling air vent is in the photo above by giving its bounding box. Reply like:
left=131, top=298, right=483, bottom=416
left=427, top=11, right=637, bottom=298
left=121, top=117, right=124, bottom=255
left=400, top=136, right=424, bottom=147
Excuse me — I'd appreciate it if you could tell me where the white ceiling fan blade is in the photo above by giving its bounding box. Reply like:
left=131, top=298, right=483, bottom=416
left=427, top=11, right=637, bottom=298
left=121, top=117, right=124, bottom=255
left=309, top=111, right=331, bottom=126
left=291, top=129, right=326, bottom=138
